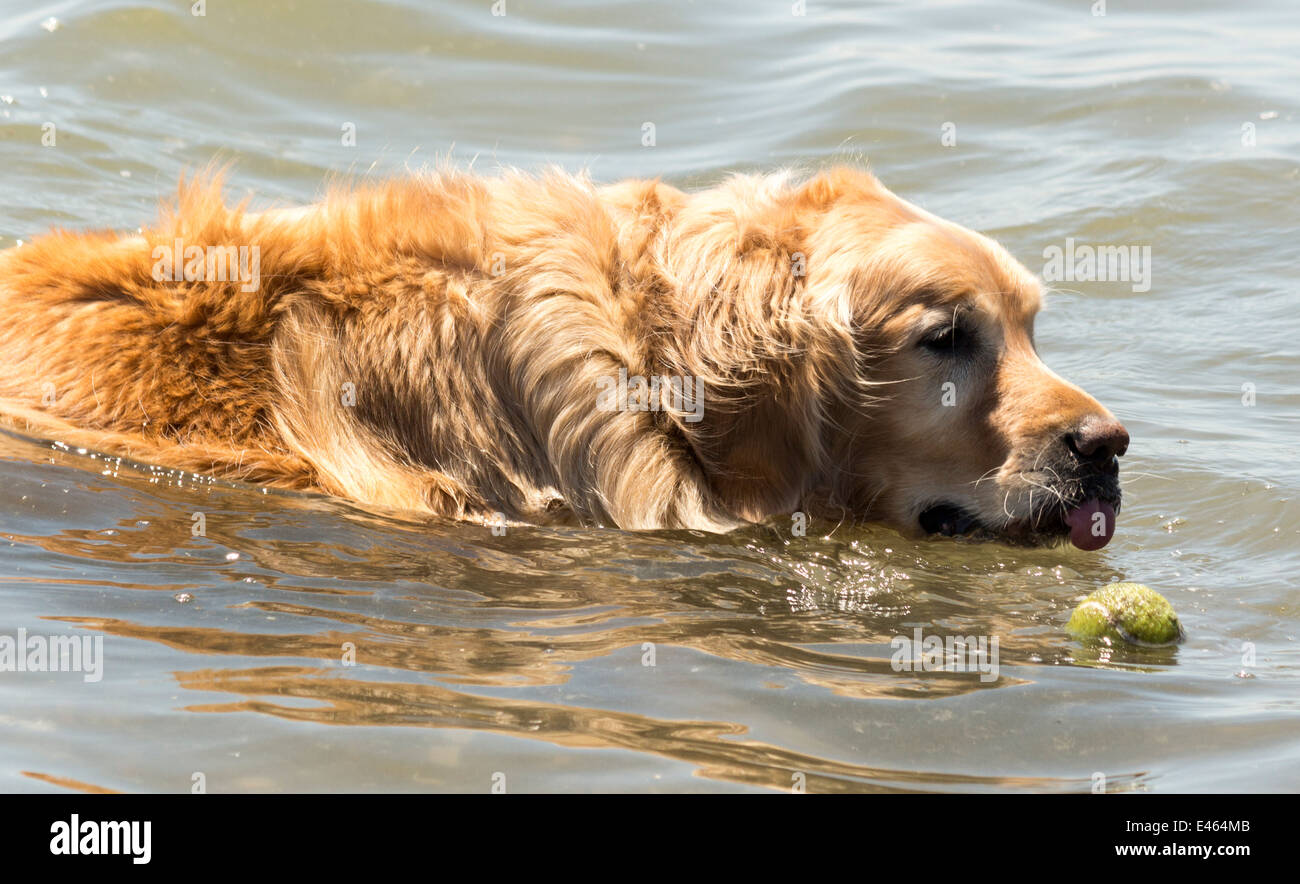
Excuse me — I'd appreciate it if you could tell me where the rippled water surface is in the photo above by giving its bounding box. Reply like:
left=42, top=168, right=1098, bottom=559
left=1, top=0, right=1297, bottom=792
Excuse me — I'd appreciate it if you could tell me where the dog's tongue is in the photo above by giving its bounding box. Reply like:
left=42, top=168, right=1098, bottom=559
left=1065, top=499, right=1116, bottom=551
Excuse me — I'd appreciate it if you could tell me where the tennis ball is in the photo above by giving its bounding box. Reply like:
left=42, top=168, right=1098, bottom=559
left=1066, top=582, right=1184, bottom=647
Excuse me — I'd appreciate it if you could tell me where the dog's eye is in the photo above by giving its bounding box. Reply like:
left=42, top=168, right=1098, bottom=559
left=919, top=324, right=972, bottom=355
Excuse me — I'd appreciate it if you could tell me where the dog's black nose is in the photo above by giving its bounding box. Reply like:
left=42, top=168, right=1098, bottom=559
left=1065, top=416, right=1130, bottom=462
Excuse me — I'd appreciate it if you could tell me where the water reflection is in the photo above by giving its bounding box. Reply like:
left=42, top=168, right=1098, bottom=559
left=6, top=427, right=1161, bottom=791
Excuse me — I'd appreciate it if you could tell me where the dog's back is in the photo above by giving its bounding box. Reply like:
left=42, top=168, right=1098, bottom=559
left=0, top=170, right=729, bottom=529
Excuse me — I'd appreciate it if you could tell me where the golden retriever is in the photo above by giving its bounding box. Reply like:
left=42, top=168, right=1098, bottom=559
left=0, top=165, right=1128, bottom=548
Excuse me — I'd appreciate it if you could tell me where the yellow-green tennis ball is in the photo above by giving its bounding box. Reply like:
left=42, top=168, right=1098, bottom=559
left=1066, top=583, right=1184, bottom=647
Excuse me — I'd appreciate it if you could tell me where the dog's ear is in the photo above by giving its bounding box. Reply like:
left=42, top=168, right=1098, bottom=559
left=653, top=170, right=862, bottom=522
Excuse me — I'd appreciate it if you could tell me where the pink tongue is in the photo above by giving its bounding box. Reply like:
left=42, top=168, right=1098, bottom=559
left=1065, top=499, right=1116, bottom=551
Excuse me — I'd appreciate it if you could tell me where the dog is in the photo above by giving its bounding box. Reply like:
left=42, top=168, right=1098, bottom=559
left=0, top=165, right=1128, bottom=547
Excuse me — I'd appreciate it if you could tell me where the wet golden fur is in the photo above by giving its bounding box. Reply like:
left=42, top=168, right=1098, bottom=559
left=0, top=165, right=1123, bottom=538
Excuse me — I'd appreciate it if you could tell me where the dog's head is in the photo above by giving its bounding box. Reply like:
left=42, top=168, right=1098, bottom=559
left=641, top=166, right=1127, bottom=548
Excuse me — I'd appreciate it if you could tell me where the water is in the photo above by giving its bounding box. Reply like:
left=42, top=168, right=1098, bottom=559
left=1, top=0, right=1297, bottom=792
